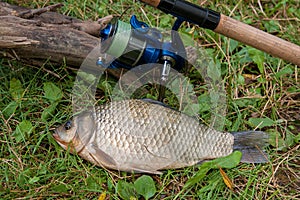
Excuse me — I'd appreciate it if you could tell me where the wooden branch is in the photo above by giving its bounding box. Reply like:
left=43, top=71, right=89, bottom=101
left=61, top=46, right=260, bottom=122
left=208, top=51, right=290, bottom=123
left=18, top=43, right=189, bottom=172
left=0, top=2, right=111, bottom=68
left=14, top=3, right=64, bottom=19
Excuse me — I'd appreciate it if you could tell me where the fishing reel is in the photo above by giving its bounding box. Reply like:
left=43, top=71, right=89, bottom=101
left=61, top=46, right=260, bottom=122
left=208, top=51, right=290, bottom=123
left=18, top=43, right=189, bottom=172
left=97, top=15, right=187, bottom=77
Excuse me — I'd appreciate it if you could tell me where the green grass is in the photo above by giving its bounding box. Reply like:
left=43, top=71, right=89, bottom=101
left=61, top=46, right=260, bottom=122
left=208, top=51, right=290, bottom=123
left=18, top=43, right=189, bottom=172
left=1, top=0, right=300, bottom=199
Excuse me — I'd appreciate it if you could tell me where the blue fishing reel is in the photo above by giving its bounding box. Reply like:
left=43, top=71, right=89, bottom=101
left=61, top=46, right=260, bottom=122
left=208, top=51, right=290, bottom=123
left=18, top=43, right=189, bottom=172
left=97, top=15, right=189, bottom=101
left=98, top=15, right=187, bottom=72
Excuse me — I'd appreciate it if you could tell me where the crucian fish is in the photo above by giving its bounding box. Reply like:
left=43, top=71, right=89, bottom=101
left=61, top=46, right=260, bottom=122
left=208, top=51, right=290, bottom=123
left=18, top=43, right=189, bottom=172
left=54, top=99, right=268, bottom=174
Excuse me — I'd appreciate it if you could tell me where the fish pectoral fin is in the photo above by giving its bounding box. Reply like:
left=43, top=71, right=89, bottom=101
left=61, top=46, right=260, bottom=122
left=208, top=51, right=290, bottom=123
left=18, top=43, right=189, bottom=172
left=86, top=143, right=117, bottom=168
left=126, top=164, right=163, bottom=175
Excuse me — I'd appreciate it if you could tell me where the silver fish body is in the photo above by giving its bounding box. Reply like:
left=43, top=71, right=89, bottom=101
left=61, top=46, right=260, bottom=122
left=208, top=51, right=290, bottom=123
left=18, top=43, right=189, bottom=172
left=54, top=99, right=268, bottom=174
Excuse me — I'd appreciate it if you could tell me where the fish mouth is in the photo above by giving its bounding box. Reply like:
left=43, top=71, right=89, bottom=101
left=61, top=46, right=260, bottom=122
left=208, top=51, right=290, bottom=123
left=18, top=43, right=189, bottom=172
left=52, top=133, right=60, bottom=141
left=53, top=130, right=69, bottom=146
left=52, top=129, right=60, bottom=140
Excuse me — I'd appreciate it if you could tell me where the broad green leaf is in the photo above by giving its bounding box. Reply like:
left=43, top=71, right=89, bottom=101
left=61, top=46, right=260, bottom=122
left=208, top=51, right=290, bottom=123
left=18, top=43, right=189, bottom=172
left=248, top=117, right=275, bottom=129
left=197, top=93, right=211, bottom=112
left=287, top=86, right=299, bottom=93
left=86, top=176, right=101, bottom=191
left=229, top=39, right=239, bottom=53
left=51, top=184, right=69, bottom=193
left=268, top=129, right=295, bottom=151
left=14, top=120, right=33, bottom=142
left=2, top=101, right=18, bottom=118
left=9, top=78, right=24, bottom=101
left=134, top=175, right=156, bottom=200
left=234, top=98, right=260, bottom=108
left=209, top=90, right=220, bottom=105
left=268, top=130, right=286, bottom=151
left=205, top=151, right=242, bottom=169
left=237, top=74, right=245, bottom=85
left=41, top=102, right=58, bottom=122
left=17, top=173, right=27, bottom=188
left=184, top=165, right=210, bottom=188
left=207, top=60, right=221, bottom=83
left=99, top=80, right=112, bottom=96
left=264, top=20, right=280, bottom=33
left=184, top=151, right=241, bottom=189
left=43, top=82, right=62, bottom=102
left=295, top=134, right=300, bottom=143
left=77, top=71, right=97, bottom=83
left=275, top=66, right=293, bottom=79
left=28, top=176, right=40, bottom=184
left=179, top=31, right=196, bottom=46
left=285, top=131, right=295, bottom=148
left=183, top=103, right=199, bottom=116
left=247, top=47, right=265, bottom=74
left=116, top=181, right=137, bottom=200
left=159, top=16, right=172, bottom=27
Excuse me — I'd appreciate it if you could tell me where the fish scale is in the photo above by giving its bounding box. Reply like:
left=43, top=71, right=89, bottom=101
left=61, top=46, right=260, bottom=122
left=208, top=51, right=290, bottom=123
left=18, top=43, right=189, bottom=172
left=54, top=99, right=269, bottom=174
left=91, top=100, right=233, bottom=170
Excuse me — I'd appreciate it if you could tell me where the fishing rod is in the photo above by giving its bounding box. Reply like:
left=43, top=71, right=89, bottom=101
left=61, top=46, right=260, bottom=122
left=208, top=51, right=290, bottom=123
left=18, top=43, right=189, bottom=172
left=139, top=0, right=300, bottom=66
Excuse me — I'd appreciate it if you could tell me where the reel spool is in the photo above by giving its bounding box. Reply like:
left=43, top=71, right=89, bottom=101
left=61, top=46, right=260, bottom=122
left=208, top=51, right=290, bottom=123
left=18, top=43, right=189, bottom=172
left=98, top=15, right=187, bottom=71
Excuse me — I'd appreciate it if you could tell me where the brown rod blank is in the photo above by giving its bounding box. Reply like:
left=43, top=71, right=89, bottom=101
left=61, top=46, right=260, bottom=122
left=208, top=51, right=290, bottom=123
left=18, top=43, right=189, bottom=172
left=140, top=0, right=300, bottom=66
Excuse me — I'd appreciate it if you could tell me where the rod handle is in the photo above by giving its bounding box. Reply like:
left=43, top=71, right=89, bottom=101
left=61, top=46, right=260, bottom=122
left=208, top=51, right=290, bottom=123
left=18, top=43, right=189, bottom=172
left=140, top=0, right=300, bottom=65
left=215, top=14, right=300, bottom=65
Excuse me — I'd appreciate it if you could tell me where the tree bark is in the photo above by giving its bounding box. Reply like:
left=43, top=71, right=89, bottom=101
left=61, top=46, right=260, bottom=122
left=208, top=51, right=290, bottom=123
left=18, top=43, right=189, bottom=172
left=0, top=2, right=109, bottom=67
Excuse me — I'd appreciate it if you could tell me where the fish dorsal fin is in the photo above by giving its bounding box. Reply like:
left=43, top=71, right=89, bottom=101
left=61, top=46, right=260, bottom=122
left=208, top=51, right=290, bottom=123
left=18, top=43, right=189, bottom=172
left=140, top=98, right=176, bottom=110
left=86, top=143, right=117, bottom=168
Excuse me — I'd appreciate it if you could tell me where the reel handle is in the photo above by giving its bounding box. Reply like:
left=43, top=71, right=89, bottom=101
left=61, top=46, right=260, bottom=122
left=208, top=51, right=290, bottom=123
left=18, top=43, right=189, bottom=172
left=140, top=0, right=300, bottom=66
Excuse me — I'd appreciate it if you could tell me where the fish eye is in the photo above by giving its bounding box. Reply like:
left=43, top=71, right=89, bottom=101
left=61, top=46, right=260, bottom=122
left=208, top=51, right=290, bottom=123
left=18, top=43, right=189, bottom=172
left=64, top=121, right=72, bottom=130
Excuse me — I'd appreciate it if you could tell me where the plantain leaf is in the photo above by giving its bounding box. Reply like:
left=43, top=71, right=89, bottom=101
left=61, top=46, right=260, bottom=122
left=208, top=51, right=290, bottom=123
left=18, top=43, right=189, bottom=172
left=2, top=101, right=18, bottom=118
left=134, top=175, right=156, bottom=200
left=247, top=47, right=265, bottom=74
left=14, top=120, right=33, bottom=142
left=9, top=78, right=24, bottom=101
left=184, top=165, right=210, bottom=189
left=268, top=129, right=296, bottom=151
left=184, top=151, right=241, bottom=189
left=116, top=181, right=137, bottom=200
left=51, top=184, right=69, bottom=193
left=85, top=176, right=101, bottom=191
left=275, top=66, right=293, bottom=79
left=229, top=39, right=239, bottom=53
left=207, top=60, right=221, bottom=83
left=28, top=176, right=40, bottom=184
left=248, top=117, right=275, bottom=129
left=206, top=151, right=242, bottom=169
left=295, top=134, right=300, bottom=144
left=43, top=82, right=62, bottom=102
left=41, top=102, right=58, bottom=122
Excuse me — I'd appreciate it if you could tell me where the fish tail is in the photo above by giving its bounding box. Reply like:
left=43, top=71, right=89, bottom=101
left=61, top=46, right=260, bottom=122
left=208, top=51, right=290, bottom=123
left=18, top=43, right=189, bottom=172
left=232, top=131, right=269, bottom=163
